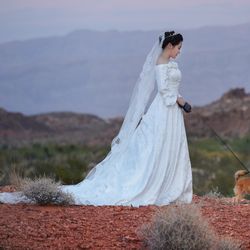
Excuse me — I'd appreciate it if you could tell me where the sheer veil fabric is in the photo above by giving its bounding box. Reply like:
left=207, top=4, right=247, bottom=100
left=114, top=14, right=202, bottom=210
left=86, top=32, right=165, bottom=180
left=0, top=32, right=193, bottom=206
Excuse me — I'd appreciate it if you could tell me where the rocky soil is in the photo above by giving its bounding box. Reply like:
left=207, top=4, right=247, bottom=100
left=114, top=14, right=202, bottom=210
left=0, top=187, right=249, bottom=250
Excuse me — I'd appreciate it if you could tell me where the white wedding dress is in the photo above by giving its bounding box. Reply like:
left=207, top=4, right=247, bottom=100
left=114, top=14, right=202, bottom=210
left=0, top=61, right=193, bottom=207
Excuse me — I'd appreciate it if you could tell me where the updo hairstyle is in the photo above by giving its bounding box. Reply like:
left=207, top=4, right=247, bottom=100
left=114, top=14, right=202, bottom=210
left=159, top=31, right=183, bottom=50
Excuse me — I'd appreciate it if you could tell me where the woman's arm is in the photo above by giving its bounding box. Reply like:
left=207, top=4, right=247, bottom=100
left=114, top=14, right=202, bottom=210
left=156, top=67, right=178, bottom=106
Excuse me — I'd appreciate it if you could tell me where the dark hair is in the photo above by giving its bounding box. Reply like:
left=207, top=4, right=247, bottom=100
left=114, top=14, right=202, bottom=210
left=159, top=31, right=183, bottom=49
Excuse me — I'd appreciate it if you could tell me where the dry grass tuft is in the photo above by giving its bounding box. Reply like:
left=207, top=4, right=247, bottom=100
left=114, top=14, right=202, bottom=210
left=20, top=176, right=75, bottom=205
left=137, top=203, right=241, bottom=250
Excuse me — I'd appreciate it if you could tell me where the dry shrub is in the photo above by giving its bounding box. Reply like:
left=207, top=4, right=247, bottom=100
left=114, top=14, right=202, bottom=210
left=214, top=237, right=242, bottom=250
left=8, top=164, right=25, bottom=191
left=137, top=203, right=241, bottom=250
left=8, top=166, right=74, bottom=205
left=203, top=186, right=223, bottom=199
left=20, top=176, right=75, bottom=205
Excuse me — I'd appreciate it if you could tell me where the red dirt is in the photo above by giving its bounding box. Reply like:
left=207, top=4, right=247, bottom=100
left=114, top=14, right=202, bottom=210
left=0, top=187, right=249, bottom=250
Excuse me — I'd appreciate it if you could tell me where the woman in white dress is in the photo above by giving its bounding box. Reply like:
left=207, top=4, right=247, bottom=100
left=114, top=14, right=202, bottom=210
left=0, top=31, right=193, bottom=207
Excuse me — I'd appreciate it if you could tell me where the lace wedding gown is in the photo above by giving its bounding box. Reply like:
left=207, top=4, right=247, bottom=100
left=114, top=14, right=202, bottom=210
left=0, top=61, right=193, bottom=207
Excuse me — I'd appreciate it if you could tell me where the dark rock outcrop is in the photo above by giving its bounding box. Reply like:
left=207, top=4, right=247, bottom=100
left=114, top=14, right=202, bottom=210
left=185, top=88, right=250, bottom=138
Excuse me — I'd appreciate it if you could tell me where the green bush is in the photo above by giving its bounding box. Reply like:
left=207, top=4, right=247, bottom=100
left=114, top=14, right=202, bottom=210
left=1, top=137, right=249, bottom=197
left=0, top=143, right=109, bottom=185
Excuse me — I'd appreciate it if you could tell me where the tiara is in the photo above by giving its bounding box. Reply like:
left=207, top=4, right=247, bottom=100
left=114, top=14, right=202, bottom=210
left=159, top=32, right=179, bottom=45
left=166, top=32, right=179, bottom=38
left=159, top=32, right=179, bottom=40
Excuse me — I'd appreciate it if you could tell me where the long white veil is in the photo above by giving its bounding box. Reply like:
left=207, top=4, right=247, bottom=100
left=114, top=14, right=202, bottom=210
left=85, top=31, right=165, bottom=179
left=0, top=31, right=168, bottom=206
left=0, top=31, right=167, bottom=205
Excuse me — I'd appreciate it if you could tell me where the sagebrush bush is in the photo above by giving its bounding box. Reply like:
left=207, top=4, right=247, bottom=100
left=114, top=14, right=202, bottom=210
left=214, top=237, right=242, bottom=250
left=204, top=186, right=223, bottom=199
left=8, top=163, right=26, bottom=191
left=20, top=176, right=75, bottom=205
left=137, top=203, right=240, bottom=250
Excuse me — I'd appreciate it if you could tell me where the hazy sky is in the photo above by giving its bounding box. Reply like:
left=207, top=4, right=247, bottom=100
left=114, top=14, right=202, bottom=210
left=1, top=0, right=250, bottom=43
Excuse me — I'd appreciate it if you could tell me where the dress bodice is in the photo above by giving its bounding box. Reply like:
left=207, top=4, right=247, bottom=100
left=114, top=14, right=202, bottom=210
left=154, top=61, right=182, bottom=106
left=155, top=61, right=181, bottom=87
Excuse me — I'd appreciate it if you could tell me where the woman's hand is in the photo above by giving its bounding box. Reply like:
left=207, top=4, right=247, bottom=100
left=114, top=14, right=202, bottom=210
left=177, top=97, right=192, bottom=113
left=177, top=96, right=185, bottom=107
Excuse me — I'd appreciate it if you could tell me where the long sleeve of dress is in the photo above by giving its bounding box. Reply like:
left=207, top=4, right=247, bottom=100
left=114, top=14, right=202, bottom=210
left=156, top=66, right=179, bottom=106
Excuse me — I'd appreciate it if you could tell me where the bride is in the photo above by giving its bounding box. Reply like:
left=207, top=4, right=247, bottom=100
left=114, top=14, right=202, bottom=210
left=0, top=31, right=193, bottom=207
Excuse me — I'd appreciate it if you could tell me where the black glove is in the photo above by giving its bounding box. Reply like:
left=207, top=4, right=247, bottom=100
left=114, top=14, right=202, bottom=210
left=178, top=102, right=192, bottom=113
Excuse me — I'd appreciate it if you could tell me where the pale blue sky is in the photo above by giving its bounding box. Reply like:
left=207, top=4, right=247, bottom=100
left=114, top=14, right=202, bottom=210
left=1, top=0, right=250, bottom=43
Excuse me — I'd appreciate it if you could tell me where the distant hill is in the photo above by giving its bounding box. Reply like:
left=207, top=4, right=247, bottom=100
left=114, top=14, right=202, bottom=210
left=0, top=87, right=249, bottom=146
left=0, top=107, right=123, bottom=146
left=185, top=87, right=250, bottom=138
left=0, top=23, right=250, bottom=118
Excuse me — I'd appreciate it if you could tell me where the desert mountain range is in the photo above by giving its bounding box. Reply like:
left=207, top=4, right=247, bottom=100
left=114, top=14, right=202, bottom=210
left=0, top=87, right=249, bottom=146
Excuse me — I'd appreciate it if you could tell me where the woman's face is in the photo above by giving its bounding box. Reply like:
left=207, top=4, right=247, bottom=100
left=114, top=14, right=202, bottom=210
left=169, top=42, right=182, bottom=59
